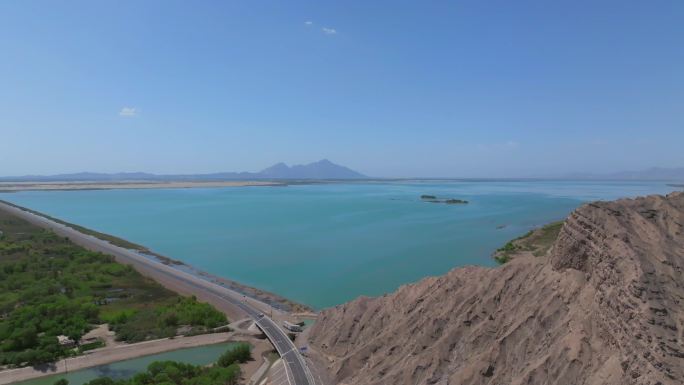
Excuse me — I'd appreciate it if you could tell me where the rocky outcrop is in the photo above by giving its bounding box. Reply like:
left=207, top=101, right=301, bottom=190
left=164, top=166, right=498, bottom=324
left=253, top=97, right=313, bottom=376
left=309, top=192, right=684, bottom=385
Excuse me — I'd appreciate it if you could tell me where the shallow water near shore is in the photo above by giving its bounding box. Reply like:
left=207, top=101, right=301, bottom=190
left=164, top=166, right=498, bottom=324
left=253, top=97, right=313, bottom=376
left=13, top=342, right=238, bottom=385
left=1, top=181, right=677, bottom=309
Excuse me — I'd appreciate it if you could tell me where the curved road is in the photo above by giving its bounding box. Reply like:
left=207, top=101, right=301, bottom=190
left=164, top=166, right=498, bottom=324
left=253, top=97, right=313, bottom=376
left=0, top=201, right=315, bottom=385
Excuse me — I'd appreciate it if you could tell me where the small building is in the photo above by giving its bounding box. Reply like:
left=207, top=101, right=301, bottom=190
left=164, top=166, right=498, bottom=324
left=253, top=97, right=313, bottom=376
left=282, top=321, right=303, bottom=333
left=57, top=335, right=75, bottom=348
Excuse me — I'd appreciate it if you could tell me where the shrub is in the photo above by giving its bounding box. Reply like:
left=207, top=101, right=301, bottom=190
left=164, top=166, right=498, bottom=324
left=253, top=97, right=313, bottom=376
left=217, top=343, right=251, bottom=367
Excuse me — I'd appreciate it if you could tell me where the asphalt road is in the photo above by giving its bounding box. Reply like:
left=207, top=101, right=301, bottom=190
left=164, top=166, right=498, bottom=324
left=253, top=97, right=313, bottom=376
left=0, top=201, right=315, bottom=385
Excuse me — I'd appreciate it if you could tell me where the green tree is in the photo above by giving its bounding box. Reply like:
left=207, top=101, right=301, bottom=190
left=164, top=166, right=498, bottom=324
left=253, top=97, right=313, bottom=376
left=217, top=343, right=251, bottom=367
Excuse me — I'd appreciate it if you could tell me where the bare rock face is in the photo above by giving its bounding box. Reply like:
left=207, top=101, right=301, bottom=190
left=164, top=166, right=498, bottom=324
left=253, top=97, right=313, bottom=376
left=309, top=192, right=684, bottom=385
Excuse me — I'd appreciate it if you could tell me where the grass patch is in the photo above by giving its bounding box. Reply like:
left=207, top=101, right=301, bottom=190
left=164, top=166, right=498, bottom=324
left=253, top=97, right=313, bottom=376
left=78, top=340, right=105, bottom=353
left=494, top=221, right=564, bottom=264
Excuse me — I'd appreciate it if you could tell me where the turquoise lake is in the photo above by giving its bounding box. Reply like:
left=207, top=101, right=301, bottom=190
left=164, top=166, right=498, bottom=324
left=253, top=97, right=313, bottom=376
left=1, top=181, right=678, bottom=309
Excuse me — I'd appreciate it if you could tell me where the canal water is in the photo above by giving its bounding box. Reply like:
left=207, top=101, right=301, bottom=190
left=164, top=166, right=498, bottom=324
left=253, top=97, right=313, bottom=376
left=13, top=342, right=238, bottom=385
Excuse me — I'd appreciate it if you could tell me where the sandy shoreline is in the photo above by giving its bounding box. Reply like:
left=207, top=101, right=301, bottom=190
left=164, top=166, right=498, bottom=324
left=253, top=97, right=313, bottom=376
left=0, top=180, right=284, bottom=192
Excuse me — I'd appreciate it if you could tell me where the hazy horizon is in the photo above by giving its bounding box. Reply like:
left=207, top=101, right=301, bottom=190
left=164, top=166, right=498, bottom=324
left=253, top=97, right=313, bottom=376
left=2, top=161, right=684, bottom=181
left=2, top=1, right=683, bottom=178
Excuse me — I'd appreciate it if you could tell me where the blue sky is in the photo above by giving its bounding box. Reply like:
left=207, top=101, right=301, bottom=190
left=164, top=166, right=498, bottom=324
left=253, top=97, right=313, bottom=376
left=1, top=1, right=682, bottom=177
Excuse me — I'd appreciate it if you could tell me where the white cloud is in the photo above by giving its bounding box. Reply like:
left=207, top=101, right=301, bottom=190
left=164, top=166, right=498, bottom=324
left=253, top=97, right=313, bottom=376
left=119, top=107, right=138, bottom=117
left=321, top=27, right=337, bottom=35
left=304, top=21, right=313, bottom=26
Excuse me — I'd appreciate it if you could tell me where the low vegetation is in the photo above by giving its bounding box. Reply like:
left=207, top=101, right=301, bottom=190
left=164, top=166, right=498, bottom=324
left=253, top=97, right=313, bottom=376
left=81, top=357, right=242, bottom=385
left=0, top=200, right=184, bottom=265
left=494, top=221, right=564, bottom=264
left=106, top=296, right=227, bottom=342
left=217, top=342, right=252, bottom=367
left=74, top=345, right=250, bottom=385
left=0, top=208, right=226, bottom=367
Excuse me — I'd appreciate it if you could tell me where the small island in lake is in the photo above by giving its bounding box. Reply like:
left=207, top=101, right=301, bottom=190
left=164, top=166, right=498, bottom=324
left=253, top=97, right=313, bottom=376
left=445, top=199, right=468, bottom=204
left=420, top=195, right=469, bottom=205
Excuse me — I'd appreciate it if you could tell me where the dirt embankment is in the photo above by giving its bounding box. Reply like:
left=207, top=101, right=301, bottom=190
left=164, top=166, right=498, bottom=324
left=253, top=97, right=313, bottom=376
left=309, top=192, right=684, bottom=385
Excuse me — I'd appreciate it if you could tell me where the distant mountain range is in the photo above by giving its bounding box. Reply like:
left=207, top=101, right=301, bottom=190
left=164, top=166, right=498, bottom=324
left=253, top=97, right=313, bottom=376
left=0, top=159, right=367, bottom=182
left=3, top=164, right=682, bottom=183
left=561, top=167, right=684, bottom=181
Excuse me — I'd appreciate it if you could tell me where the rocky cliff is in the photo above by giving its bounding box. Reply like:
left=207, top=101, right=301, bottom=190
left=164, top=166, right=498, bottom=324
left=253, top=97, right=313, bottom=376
left=308, top=192, right=684, bottom=385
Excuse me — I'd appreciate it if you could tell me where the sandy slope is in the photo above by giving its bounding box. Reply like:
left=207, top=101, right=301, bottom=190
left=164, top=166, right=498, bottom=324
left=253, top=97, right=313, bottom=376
left=309, top=192, right=684, bottom=385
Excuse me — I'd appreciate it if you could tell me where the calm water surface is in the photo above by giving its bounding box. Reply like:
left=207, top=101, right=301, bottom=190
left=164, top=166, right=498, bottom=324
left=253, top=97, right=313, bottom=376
left=2, top=181, right=677, bottom=309
left=14, top=342, right=237, bottom=385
